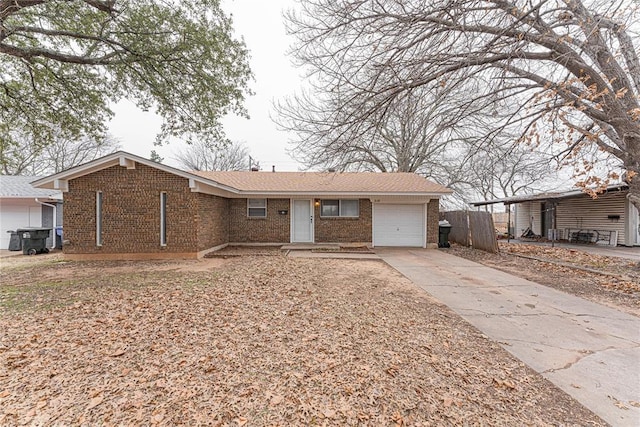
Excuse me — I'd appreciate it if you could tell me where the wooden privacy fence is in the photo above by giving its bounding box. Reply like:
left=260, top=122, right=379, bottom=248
left=443, top=211, right=469, bottom=246
left=442, top=210, right=499, bottom=253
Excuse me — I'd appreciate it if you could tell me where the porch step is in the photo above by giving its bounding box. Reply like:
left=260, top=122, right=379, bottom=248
left=280, top=244, right=340, bottom=251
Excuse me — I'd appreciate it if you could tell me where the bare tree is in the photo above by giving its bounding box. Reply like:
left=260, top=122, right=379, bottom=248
left=278, top=69, right=560, bottom=205
left=454, top=141, right=567, bottom=205
left=0, top=133, right=120, bottom=175
left=174, top=140, right=251, bottom=171
left=279, top=81, right=482, bottom=172
left=286, top=0, right=640, bottom=208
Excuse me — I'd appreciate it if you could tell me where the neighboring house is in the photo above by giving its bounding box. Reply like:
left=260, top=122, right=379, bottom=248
left=31, top=151, right=452, bottom=259
left=0, top=175, right=63, bottom=250
left=471, top=184, right=640, bottom=247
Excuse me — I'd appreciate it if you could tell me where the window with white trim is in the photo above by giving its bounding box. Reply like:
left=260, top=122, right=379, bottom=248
left=247, top=198, right=267, bottom=217
left=96, top=191, right=103, bottom=246
left=320, top=199, right=359, bottom=217
left=160, top=192, right=167, bottom=246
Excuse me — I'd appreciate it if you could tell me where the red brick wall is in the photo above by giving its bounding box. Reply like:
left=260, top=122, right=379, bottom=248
left=196, top=193, right=229, bottom=251
left=314, top=199, right=372, bottom=243
left=427, top=199, right=440, bottom=245
left=64, top=164, right=205, bottom=255
left=228, top=198, right=290, bottom=243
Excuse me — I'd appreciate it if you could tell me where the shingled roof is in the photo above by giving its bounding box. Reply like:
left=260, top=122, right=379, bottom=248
left=31, top=151, right=452, bottom=197
left=192, top=170, right=452, bottom=194
left=0, top=175, right=62, bottom=199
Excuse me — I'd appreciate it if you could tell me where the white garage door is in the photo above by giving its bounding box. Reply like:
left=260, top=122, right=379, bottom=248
left=373, top=204, right=425, bottom=247
left=0, top=202, right=42, bottom=249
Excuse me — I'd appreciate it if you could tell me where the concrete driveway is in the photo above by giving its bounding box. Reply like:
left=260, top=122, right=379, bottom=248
left=377, top=248, right=640, bottom=426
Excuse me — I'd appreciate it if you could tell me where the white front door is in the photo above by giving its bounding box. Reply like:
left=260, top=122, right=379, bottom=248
left=292, top=199, right=313, bottom=242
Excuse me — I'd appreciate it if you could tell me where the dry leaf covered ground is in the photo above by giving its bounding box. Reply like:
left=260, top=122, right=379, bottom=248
left=0, top=250, right=603, bottom=425
left=448, top=242, right=640, bottom=317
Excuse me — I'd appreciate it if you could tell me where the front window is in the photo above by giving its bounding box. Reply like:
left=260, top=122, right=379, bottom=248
left=321, top=199, right=359, bottom=217
left=96, top=191, right=103, bottom=246
left=247, top=198, right=267, bottom=217
left=160, top=192, right=167, bottom=246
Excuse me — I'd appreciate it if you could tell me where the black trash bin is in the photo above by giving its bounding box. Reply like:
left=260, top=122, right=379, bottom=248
left=7, top=230, right=21, bottom=251
left=17, top=228, right=51, bottom=255
left=438, top=220, right=452, bottom=248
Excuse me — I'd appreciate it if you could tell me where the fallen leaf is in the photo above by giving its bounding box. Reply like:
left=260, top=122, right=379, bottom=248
left=87, top=395, right=103, bottom=410
left=270, top=395, right=284, bottom=405
left=323, top=408, right=336, bottom=418
left=614, top=401, right=629, bottom=410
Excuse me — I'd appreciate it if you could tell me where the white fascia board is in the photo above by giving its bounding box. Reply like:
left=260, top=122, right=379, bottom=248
left=30, top=150, right=240, bottom=196
left=119, top=156, right=136, bottom=169
left=0, top=195, right=62, bottom=201
left=230, top=192, right=447, bottom=198
left=188, top=180, right=238, bottom=197
left=31, top=155, right=121, bottom=189
left=54, top=179, right=68, bottom=192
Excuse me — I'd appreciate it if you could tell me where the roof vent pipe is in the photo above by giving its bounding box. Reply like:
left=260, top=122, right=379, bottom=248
left=272, top=165, right=275, bottom=172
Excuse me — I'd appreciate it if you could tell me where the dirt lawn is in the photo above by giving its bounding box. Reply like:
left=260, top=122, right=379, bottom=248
left=0, top=250, right=603, bottom=425
left=448, top=242, right=640, bottom=317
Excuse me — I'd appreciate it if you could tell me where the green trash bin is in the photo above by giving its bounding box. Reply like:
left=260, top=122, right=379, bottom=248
left=438, top=220, right=452, bottom=248
left=7, top=231, right=21, bottom=251
left=17, top=228, right=51, bottom=255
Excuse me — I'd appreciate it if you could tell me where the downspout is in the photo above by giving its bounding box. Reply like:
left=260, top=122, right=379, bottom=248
left=506, top=203, right=511, bottom=243
left=626, top=192, right=639, bottom=246
left=35, top=198, right=57, bottom=250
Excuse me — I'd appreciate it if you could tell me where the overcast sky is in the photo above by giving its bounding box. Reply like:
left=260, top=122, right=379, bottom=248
left=107, top=0, right=303, bottom=171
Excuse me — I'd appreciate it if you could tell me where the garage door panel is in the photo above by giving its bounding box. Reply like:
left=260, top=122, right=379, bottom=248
left=0, top=204, right=42, bottom=249
left=374, top=204, right=424, bottom=247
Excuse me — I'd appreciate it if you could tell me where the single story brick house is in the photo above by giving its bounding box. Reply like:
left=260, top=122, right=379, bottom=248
left=32, top=151, right=452, bottom=259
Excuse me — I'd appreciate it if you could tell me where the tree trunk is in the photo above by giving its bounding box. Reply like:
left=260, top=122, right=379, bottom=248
left=625, top=133, right=640, bottom=212
left=627, top=175, right=640, bottom=212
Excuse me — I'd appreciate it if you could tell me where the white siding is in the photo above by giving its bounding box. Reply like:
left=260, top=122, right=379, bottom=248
left=626, top=200, right=640, bottom=246
left=555, top=192, right=626, bottom=245
left=514, top=201, right=542, bottom=236
left=0, top=199, right=44, bottom=249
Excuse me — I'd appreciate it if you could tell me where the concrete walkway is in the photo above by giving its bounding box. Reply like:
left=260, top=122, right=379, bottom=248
left=377, top=248, right=640, bottom=426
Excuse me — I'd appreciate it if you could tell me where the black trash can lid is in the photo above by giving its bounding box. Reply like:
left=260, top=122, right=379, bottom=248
left=16, top=227, right=53, bottom=232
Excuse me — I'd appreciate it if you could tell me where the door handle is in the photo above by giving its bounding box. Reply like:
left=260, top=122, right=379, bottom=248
left=310, top=216, right=313, bottom=223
